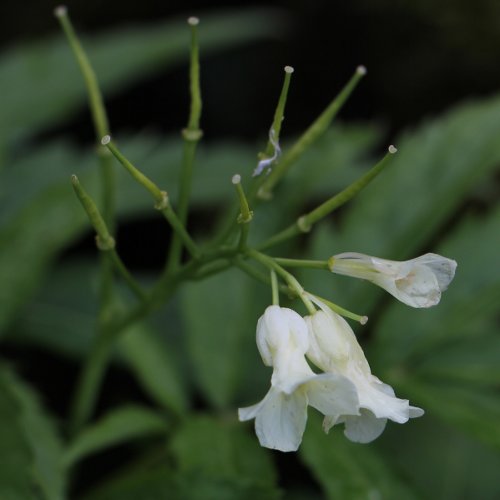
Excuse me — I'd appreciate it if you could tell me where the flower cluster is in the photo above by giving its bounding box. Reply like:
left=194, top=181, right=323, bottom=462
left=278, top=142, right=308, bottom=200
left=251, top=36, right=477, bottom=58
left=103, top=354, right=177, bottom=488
left=239, top=253, right=456, bottom=452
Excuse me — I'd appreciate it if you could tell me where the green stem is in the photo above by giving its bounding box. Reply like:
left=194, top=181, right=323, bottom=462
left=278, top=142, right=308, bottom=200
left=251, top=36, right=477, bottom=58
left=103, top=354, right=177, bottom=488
left=258, top=146, right=397, bottom=250
left=168, top=17, right=203, bottom=270
left=232, top=174, right=253, bottom=250
left=160, top=207, right=200, bottom=259
left=270, top=269, right=279, bottom=305
left=247, top=249, right=315, bottom=313
left=257, top=65, right=367, bottom=199
left=233, top=257, right=290, bottom=296
left=310, top=294, right=368, bottom=325
left=274, top=257, right=329, bottom=270
left=55, top=6, right=109, bottom=140
left=109, top=250, right=147, bottom=300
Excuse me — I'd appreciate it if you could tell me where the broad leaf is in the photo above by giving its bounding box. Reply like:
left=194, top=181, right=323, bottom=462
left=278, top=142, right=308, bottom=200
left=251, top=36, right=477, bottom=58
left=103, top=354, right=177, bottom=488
left=0, top=364, right=66, bottom=500
left=300, top=414, right=418, bottom=500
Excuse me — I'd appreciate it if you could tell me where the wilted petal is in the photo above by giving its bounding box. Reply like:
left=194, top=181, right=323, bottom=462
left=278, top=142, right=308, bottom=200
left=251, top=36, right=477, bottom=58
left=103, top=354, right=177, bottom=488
left=329, top=252, right=457, bottom=308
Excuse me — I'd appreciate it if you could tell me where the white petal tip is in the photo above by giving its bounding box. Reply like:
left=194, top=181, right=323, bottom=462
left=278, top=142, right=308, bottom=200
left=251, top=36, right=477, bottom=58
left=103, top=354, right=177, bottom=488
left=284, top=65, right=294, bottom=74
left=187, top=16, right=200, bottom=26
left=101, top=135, right=111, bottom=146
left=232, top=174, right=241, bottom=185
left=54, top=5, right=67, bottom=17
left=388, top=145, right=397, bottom=154
left=356, top=65, right=367, bottom=75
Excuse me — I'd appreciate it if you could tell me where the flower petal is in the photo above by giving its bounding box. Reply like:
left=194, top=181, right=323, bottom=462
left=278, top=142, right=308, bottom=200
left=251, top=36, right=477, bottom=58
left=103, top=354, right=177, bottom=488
left=342, top=409, right=387, bottom=443
left=253, top=387, right=308, bottom=452
left=306, top=373, right=359, bottom=420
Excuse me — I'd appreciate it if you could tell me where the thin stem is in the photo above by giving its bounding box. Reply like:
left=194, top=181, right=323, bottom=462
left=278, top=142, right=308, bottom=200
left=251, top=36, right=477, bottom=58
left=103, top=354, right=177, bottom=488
left=258, top=145, right=397, bottom=250
left=247, top=249, right=315, bottom=314
left=273, top=257, right=329, bottom=270
left=270, top=269, right=279, bottom=305
left=55, top=6, right=109, bottom=140
left=102, top=136, right=166, bottom=206
left=234, top=258, right=290, bottom=296
left=168, top=17, right=203, bottom=271
left=109, top=250, right=147, bottom=300
left=159, top=207, right=200, bottom=259
left=257, top=65, right=367, bottom=199
left=232, top=174, right=253, bottom=250
left=310, top=293, right=368, bottom=325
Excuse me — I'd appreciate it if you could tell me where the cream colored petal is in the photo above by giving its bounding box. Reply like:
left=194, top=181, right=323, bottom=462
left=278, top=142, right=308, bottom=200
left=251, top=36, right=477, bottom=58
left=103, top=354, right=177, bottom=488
left=306, top=373, right=359, bottom=420
left=253, top=387, right=308, bottom=452
left=342, top=409, right=387, bottom=443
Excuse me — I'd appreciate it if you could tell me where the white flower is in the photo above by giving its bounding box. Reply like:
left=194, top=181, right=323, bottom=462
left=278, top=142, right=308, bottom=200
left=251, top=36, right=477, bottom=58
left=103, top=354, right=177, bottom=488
left=305, top=296, right=424, bottom=443
left=328, top=252, right=457, bottom=308
left=239, top=305, right=359, bottom=452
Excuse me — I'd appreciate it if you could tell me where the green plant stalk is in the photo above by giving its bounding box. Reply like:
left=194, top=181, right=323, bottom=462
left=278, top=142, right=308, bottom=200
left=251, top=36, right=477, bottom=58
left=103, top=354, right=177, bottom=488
left=102, top=137, right=200, bottom=258
left=257, top=65, right=367, bottom=199
left=274, top=257, right=329, bottom=270
left=71, top=175, right=147, bottom=300
left=309, top=293, right=368, bottom=325
left=234, top=257, right=290, bottom=296
left=264, top=65, right=294, bottom=157
left=258, top=146, right=397, bottom=250
left=211, top=66, right=365, bottom=248
left=55, top=7, right=114, bottom=226
left=232, top=175, right=253, bottom=250
left=270, top=269, right=279, bottom=305
left=168, top=17, right=203, bottom=271
left=247, top=249, right=315, bottom=313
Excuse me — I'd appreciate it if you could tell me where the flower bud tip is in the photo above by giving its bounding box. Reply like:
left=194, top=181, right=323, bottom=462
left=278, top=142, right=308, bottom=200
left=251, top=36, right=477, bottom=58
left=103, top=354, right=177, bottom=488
left=360, top=316, right=368, bottom=325
left=232, top=174, right=241, bottom=185
left=388, top=144, right=397, bottom=154
left=70, top=174, right=78, bottom=184
left=101, top=135, right=111, bottom=146
left=54, top=5, right=67, bottom=17
left=356, top=65, right=367, bottom=75
left=284, top=65, right=294, bottom=74
left=188, top=16, right=200, bottom=26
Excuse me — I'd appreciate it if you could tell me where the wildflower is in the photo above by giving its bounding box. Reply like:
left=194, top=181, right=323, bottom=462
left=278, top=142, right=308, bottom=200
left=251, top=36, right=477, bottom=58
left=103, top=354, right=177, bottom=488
left=305, top=295, right=424, bottom=443
left=328, top=252, right=457, bottom=308
left=239, top=305, right=359, bottom=452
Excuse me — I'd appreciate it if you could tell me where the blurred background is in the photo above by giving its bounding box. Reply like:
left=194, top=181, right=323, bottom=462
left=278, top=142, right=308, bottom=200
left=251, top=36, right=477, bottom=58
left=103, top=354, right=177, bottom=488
left=0, top=1, right=499, bottom=499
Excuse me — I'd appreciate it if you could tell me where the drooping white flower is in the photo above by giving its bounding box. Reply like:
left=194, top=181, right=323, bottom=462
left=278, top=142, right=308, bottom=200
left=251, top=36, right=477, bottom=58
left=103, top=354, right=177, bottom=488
left=239, top=305, right=359, bottom=452
left=328, top=252, right=457, bottom=308
left=304, top=296, right=424, bottom=443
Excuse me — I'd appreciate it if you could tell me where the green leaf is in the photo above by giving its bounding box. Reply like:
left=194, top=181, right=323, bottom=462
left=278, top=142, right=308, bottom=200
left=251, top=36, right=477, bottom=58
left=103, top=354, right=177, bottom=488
left=170, top=414, right=277, bottom=488
left=300, top=414, right=418, bottom=500
left=181, top=269, right=258, bottom=409
left=0, top=364, right=66, bottom=500
left=372, top=203, right=500, bottom=368
left=330, top=94, right=500, bottom=313
left=0, top=8, right=283, bottom=143
left=379, top=416, right=500, bottom=500
left=119, top=323, right=188, bottom=416
left=83, top=468, right=280, bottom=500
left=64, top=405, right=168, bottom=467
left=402, top=380, right=500, bottom=451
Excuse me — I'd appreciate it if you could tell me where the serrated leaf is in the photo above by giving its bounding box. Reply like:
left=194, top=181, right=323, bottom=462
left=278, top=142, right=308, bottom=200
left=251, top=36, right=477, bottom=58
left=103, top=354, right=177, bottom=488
left=0, top=8, right=283, bottom=143
left=64, top=405, right=168, bottom=467
left=300, top=414, right=418, bottom=500
left=170, top=414, right=277, bottom=488
left=0, top=364, right=66, bottom=500
left=119, top=323, right=188, bottom=416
